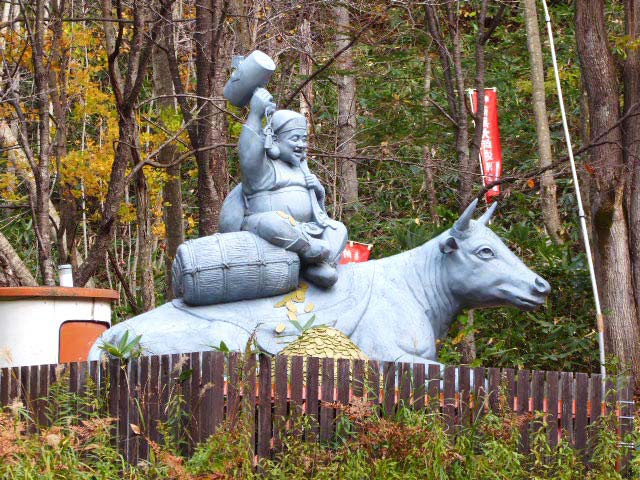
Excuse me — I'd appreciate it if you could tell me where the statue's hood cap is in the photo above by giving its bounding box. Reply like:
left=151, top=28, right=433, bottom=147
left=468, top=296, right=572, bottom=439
left=272, top=110, right=307, bottom=134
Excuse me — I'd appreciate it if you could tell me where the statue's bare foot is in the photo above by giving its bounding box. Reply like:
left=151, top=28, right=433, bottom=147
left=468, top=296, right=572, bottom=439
left=302, top=262, right=338, bottom=288
left=300, top=241, right=330, bottom=263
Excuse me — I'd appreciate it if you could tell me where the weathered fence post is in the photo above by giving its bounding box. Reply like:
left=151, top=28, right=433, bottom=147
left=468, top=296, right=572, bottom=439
left=473, top=367, right=486, bottom=420
left=305, top=356, right=319, bottom=440
left=443, top=366, right=456, bottom=433
left=257, top=354, right=272, bottom=459
left=273, top=355, right=288, bottom=450
left=546, top=371, right=559, bottom=450
left=427, top=364, right=440, bottom=412
left=320, top=358, right=335, bottom=442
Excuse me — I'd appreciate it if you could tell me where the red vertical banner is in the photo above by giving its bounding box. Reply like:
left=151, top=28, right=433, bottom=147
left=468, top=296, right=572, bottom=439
left=469, top=88, right=503, bottom=202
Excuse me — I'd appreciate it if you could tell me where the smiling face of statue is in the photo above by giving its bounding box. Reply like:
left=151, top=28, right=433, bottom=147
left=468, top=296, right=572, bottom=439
left=276, top=128, right=308, bottom=166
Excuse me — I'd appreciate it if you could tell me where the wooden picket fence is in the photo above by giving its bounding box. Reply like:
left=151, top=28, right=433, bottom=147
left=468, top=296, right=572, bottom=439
left=0, top=352, right=635, bottom=468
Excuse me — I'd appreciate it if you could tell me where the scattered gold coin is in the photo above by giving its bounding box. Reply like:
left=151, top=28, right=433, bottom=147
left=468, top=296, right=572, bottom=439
left=287, top=310, right=298, bottom=321
left=274, top=291, right=296, bottom=308
left=304, top=303, right=314, bottom=313
left=285, top=300, right=297, bottom=312
left=275, top=323, right=286, bottom=334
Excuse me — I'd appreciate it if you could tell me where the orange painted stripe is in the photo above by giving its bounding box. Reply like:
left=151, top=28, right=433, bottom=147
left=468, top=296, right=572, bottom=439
left=0, top=286, right=119, bottom=300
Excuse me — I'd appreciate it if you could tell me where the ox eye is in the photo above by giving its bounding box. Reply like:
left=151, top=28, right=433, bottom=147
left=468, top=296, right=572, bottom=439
left=476, top=247, right=495, bottom=259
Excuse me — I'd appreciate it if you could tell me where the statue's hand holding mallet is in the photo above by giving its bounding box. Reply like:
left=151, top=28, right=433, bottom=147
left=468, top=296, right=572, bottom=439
left=249, top=87, right=276, bottom=122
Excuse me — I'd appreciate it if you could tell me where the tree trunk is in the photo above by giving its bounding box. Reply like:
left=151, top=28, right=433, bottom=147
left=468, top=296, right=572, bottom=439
left=426, top=2, right=504, bottom=212
left=576, top=0, right=640, bottom=378
left=467, top=0, right=487, bottom=217
left=299, top=16, right=314, bottom=130
left=29, top=0, right=56, bottom=285
left=49, top=0, right=75, bottom=264
left=0, top=231, right=37, bottom=287
left=167, top=0, right=228, bottom=237
left=0, top=0, right=10, bottom=43
left=448, top=6, right=471, bottom=210
left=194, top=0, right=217, bottom=236
left=194, top=0, right=228, bottom=236
left=76, top=0, right=170, bottom=286
left=424, top=3, right=464, bottom=212
left=211, top=35, right=230, bottom=218
left=623, top=0, right=640, bottom=316
left=421, top=147, right=438, bottom=222
left=522, top=0, right=564, bottom=244
left=458, top=311, right=476, bottom=365
left=152, top=19, right=183, bottom=301
left=458, top=0, right=484, bottom=361
left=0, top=120, right=61, bottom=242
left=256, top=0, right=278, bottom=57
left=227, top=0, right=255, bottom=50
left=77, top=110, right=137, bottom=286
left=578, top=79, right=592, bottom=239
left=421, top=51, right=438, bottom=222
left=135, top=167, right=155, bottom=311
left=334, top=3, right=358, bottom=208
left=424, top=4, right=458, bottom=121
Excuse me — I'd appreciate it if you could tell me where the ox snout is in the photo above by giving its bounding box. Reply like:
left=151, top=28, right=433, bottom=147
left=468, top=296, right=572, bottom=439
left=512, top=275, right=550, bottom=310
left=499, top=274, right=551, bottom=310
left=533, top=276, right=551, bottom=296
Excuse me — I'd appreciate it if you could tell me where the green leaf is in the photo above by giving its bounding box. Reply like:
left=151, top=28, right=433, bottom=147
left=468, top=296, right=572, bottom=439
left=179, top=368, right=193, bottom=383
left=289, top=319, right=303, bottom=332
left=300, top=315, right=317, bottom=332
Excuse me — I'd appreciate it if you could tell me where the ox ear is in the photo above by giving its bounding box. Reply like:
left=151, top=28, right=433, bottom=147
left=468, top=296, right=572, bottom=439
left=478, top=201, right=498, bottom=226
left=439, top=235, right=459, bottom=254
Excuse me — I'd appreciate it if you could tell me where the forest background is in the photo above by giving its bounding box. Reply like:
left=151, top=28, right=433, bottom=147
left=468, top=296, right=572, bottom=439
left=0, top=0, right=638, bottom=380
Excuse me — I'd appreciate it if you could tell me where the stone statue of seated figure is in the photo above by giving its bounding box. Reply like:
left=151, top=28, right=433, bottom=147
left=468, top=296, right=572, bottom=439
left=219, top=87, right=348, bottom=288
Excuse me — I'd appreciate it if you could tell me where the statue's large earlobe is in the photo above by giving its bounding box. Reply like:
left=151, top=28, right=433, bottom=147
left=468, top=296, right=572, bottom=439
left=266, top=143, right=280, bottom=159
left=439, top=235, right=459, bottom=254
left=478, top=201, right=498, bottom=226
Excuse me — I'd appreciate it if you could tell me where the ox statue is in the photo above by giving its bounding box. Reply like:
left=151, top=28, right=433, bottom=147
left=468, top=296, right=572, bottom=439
left=89, top=200, right=550, bottom=366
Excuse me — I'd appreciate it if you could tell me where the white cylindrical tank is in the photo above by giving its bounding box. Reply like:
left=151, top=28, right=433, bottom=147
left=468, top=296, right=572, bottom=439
left=58, top=264, right=74, bottom=287
left=0, top=287, right=119, bottom=367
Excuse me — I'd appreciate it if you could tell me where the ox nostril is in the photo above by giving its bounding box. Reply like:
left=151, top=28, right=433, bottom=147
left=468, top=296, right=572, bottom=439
left=534, top=276, right=550, bottom=295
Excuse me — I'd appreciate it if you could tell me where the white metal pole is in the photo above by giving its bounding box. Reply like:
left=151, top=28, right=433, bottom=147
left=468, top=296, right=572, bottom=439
left=540, top=0, right=606, bottom=382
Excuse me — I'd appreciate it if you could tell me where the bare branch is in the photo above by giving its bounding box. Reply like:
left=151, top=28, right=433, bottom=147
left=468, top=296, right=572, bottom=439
left=480, top=3, right=507, bottom=45
left=424, top=95, right=458, bottom=127
left=283, top=5, right=392, bottom=109
left=107, top=249, right=141, bottom=314
left=133, top=143, right=234, bottom=171
left=478, top=102, right=640, bottom=197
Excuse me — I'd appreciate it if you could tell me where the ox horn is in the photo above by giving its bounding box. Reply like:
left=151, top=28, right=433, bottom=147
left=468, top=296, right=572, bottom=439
left=478, top=201, right=498, bottom=226
left=451, top=198, right=478, bottom=237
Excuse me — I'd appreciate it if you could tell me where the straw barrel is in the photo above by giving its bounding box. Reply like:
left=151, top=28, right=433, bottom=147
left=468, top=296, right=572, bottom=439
left=172, top=231, right=299, bottom=306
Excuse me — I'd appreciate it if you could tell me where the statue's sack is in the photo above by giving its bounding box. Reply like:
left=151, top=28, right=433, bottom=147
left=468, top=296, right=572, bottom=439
left=172, top=232, right=300, bottom=306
